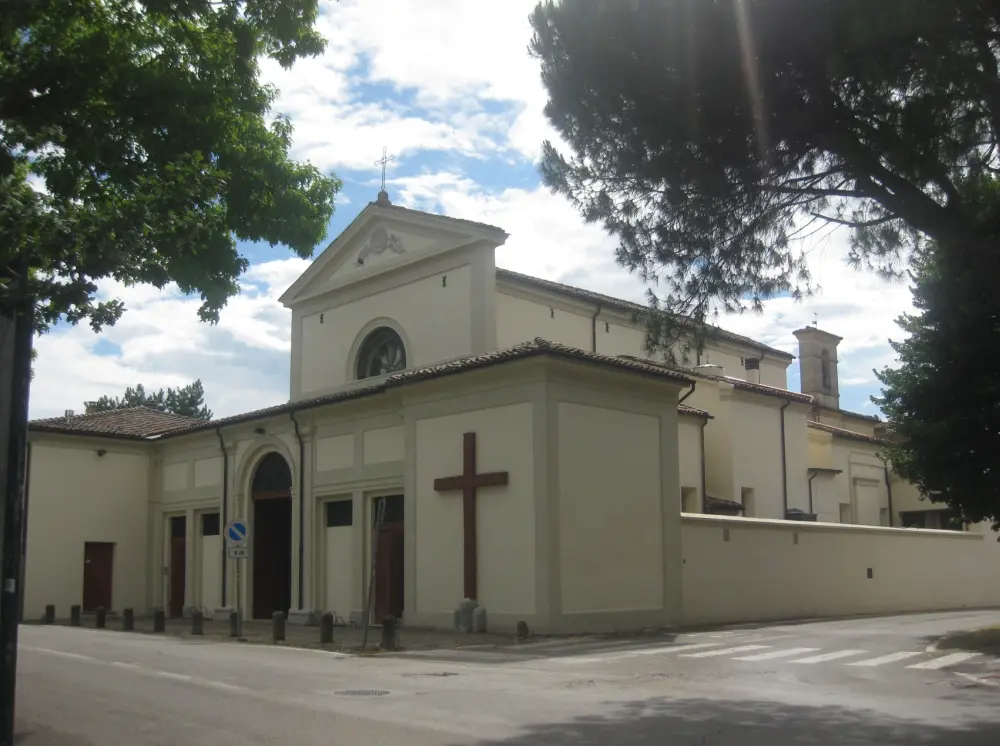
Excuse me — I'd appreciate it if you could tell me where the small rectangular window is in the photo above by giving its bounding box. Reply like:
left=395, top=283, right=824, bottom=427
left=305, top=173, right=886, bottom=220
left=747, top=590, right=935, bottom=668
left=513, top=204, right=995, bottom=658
left=201, top=513, right=220, bottom=536
left=326, top=500, right=353, bottom=528
left=170, top=515, right=186, bottom=539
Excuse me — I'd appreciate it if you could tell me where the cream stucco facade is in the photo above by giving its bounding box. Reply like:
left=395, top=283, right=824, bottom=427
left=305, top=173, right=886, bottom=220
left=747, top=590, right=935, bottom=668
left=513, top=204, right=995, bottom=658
left=23, top=189, right=1000, bottom=633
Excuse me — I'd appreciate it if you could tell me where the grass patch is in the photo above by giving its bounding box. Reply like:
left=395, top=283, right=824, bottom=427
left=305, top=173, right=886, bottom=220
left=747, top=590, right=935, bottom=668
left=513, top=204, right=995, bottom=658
left=935, top=625, right=1000, bottom=655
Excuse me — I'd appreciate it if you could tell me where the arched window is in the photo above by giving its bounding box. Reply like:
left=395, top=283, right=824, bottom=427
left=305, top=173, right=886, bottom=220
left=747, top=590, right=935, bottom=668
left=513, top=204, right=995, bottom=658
left=355, top=326, right=407, bottom=380
left=821, top=349, right=832, bottom=390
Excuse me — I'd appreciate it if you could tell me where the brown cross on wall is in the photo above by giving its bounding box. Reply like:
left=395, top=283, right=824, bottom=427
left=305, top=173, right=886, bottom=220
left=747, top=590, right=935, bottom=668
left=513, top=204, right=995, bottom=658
left=433, top=432, right=509, bottom=601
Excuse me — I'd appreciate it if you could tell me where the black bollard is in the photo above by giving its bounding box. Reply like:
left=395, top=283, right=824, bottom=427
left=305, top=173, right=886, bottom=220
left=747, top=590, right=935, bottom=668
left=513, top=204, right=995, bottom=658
left=123, top=608, right=134, bottom=631
left=153, top=607, right=165, bottom=633
left=516, top=620, right=530, bottom=640
left=95, top=606, right=107, bottom=629
left=272, top=610, right=285, bottom=642
left=380, top=615, right=397, bottom=651
left=191, top=609, right=203, bottom=635
left=229, top=611, right=239, bottom=638
left=44, top=605, right=55, bottom=624
left=320, top=612, right=334, bottom=644
left=70, top=605, right=81, bottom=627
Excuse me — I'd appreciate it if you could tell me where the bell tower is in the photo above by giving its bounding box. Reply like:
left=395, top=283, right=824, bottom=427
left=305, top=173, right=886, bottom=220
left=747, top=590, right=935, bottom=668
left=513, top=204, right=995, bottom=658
left=792, top=326, right=842, bottom=409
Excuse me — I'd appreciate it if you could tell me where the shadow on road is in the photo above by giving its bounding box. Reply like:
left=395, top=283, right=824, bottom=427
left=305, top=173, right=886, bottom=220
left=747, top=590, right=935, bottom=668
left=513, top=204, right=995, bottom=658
left=931, top=626, right=1000, bottom=656
left=479, top=695, right=1000, bottom=746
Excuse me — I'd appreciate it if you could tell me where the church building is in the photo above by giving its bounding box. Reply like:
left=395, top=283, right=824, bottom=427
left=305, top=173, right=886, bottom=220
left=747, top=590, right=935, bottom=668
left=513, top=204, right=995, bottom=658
left=22, top=190, right=1000, bottom=634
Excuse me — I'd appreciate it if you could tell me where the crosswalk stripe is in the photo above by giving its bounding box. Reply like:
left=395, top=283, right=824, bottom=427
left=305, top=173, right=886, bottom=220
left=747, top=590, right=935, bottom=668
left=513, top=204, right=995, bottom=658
left=680, top=644, right=770, bottom=658
left=789, top=650, right=869, bottom=664
left=907, top=652, right=980, bottom=670
left=732, top=647, right=820, bottom=662
left=847, top=651, right=923, bottom=667
left=559, top=641, right=722, bottom=664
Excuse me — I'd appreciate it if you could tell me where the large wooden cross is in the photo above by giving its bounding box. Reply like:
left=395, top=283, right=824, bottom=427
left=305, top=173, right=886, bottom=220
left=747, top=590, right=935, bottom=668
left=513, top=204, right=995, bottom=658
left=433, top=432, right=509, bottom=601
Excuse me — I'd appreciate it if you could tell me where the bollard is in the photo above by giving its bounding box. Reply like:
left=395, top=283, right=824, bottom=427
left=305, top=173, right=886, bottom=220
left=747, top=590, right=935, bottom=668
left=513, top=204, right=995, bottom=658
left=191, top=609, right=203, bottom=636
left=95, top=606, right=107, bottom=629
left=516, top=620, right=530, bottom=640
left=229, top=611, right=239, bottom=638
left=123, top=608, right=134, bottom=631
left=153, top=607, right=165, bottom=633
left=70, top=605, right=81, bottom=627
left=272, top=611, right=285, bottom=642
left=320, top=612, right=334, bottom=644
left=380, top=615, right=397, bottom=651
left=44, top=605, right=55, bottom=624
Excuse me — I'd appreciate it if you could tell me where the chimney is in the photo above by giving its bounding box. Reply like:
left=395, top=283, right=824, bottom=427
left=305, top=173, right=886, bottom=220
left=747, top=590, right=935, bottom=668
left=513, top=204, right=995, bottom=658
left=743, top=356, right=761, bottom=384
left=64, top=409, right=74, bottom=424
left=792, top=326, right=842, bottom=409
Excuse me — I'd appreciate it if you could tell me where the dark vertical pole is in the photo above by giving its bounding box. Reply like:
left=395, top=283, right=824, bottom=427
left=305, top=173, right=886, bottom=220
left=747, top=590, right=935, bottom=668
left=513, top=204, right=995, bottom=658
left=0, top=254, right=34, bottom=746
left=216, top=429, right=228, bottom=607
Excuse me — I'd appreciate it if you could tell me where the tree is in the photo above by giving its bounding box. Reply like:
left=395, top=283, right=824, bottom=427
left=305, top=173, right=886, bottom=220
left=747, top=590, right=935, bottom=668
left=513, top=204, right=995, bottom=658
left=874, top=181, right=1000, bottom=529
left=1, top=0, right=340, bottom=329
left=85, top=379, right=213, bottom=420
left=529, top=0, right=1000, bottom=340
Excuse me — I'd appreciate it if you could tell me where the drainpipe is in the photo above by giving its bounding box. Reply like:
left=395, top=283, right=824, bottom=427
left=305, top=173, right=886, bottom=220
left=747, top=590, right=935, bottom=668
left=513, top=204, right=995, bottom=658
left=290, top=412, right=305, bottom=611
left=780, top=401, right=790, bottom=517
left=678, top=380, right=696, bottom=406
left=699, top=419, right=708, bottom=514
left=215, top=428, right=228, bottom=607
left=19, top=442, right=32, bottom=622
left=590, top=304, right=602, bottom=352
left=884, top=466, right=894, bottom=527
left=807, top=470, right=817, bottom=515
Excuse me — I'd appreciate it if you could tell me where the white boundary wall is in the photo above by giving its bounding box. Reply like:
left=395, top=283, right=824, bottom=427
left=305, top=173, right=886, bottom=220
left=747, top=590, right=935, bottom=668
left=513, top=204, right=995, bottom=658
left=681, top=514, right=1000, bottom=626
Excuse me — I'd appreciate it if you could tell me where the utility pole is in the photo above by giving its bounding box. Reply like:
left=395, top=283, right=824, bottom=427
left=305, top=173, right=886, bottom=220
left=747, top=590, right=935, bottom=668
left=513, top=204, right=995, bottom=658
left=0, top=255, right=34, bottom=746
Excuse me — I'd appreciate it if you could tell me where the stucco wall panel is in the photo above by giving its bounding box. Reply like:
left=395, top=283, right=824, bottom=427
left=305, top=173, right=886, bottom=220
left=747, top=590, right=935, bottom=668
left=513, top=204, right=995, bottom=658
left=557, top=402, right=663, bottom=614
left=363, top=426, right=404, bottom=465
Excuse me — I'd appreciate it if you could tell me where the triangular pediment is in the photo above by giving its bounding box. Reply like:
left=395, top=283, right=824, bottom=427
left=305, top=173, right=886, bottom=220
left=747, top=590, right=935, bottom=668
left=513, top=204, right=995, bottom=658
left=279, top=199, right=508, bottom=308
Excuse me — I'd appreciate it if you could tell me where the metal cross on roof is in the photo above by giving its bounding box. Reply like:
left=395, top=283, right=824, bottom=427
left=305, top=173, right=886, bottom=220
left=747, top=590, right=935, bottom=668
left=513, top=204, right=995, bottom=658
left=375, top=146, right=395, bottom=191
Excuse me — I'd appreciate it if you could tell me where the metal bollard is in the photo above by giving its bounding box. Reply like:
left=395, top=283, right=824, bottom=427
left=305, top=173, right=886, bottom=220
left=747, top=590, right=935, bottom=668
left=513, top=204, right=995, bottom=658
left=44, top=605, right=55, bottom=624
left=153, top=607, right=165, bottom=633
left=320, top=612, right=334, bottom=644
left=191, top=609, right=203, bottom=635
left=380, top=615, right=397, bottom=651
left=123, top=608, right=134, bottom=631
left=95, top=606, right=107, bottom=629
left=70, top=605, right=81, bottom=627
left=229, top=611, right=239, bottom=638
left=272, top=610, right=285, bottom=642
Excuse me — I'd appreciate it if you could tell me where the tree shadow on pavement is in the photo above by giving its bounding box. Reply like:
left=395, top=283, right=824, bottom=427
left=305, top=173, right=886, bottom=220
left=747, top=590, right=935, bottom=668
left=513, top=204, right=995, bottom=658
left=930, top=626, right=1000, bottom=656
left=478, top=694, right=1000, bottom=746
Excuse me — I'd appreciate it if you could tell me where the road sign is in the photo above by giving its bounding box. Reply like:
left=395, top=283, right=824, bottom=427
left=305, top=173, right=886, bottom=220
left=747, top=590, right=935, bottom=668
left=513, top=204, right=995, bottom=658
left=225, top=519, right=248, bottom=546
left=228, top=546, right=249, bottom=560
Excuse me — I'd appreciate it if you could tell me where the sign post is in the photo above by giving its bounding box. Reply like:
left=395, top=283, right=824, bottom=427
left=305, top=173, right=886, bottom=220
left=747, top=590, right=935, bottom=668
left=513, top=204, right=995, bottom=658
left=225, top=519, right=249, bottom=640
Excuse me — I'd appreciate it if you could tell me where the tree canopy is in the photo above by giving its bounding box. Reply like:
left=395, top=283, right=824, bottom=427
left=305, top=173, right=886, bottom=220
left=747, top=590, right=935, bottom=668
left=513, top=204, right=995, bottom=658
left=1, top=0, right=340, bottom=332
left=530, top=0, right=1000, bottom=524
left=85, top=379, right=212, bottom=420
left=529, top=0, right=1000, bottom=325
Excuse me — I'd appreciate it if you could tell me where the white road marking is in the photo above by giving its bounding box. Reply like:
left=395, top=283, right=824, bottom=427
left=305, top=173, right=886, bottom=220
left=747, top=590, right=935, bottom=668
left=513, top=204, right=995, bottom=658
left=847, top=651, right=923, bottom=667
left=20, top=646, right=94, bottom=662
left=110, top=662, right=141, bottom=671
left=907, top=652, right=980, bottom=670
left=558, top=642, right=723, bottom=664
left=732, top=647, right=820, bottom=662
left=154, top=671, right=194, bottom=682
left=680, top=645, right=770, bottom=658
left=955, top=672, right=1000, bottom=688
left=789, top=650, right=869, bottom=664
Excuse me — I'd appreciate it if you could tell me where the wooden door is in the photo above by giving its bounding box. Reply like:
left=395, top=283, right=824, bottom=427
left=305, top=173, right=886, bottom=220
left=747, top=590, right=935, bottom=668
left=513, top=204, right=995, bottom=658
left=169, top=516, right=186, bottom=617
left=374, top=522, right=404, bottom=620
left=82, top=542, right=114, bottom=612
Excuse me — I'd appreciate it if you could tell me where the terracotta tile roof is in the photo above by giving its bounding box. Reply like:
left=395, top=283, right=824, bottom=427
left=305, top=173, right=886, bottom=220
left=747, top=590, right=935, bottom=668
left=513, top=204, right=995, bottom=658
left=807, top=421, right=887, bottom=445
left=679, top=404, right=712, bottom=419
left=496, top=268, right=794, bottom=360
left=618, top=355, right=814, bottom=404
left=812, top=403, right=882, bottom=423
left=153, top=338, right=696, bottom=439
left=29, top=407, right=201, bottom=439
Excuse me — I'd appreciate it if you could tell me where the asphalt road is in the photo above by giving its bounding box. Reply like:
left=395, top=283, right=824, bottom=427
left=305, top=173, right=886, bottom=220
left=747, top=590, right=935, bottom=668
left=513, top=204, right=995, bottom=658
left=15, top=610, right=1000, bottom=745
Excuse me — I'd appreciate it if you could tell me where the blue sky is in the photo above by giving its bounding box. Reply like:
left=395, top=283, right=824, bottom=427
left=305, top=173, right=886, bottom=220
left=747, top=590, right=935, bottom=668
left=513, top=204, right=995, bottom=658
left=28, top=0, right=915, bottom=420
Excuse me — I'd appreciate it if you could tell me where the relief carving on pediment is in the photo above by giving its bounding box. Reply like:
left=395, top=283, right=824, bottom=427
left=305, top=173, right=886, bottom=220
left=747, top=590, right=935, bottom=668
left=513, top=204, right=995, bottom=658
left=356, top=226, right=405, bottom=266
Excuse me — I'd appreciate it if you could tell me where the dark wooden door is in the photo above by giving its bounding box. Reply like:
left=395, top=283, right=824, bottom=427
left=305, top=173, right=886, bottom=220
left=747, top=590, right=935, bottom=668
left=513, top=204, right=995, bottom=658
left=82, top=542, right=114, bottom=612
left=253, top=496, right=292, bottom=619
left=374, top=522, right=404, bottom=620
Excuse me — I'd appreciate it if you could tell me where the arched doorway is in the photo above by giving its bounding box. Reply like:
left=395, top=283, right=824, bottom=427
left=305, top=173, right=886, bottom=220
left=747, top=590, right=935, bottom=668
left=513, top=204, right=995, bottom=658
left=251, top=452, right=292, bottom=619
